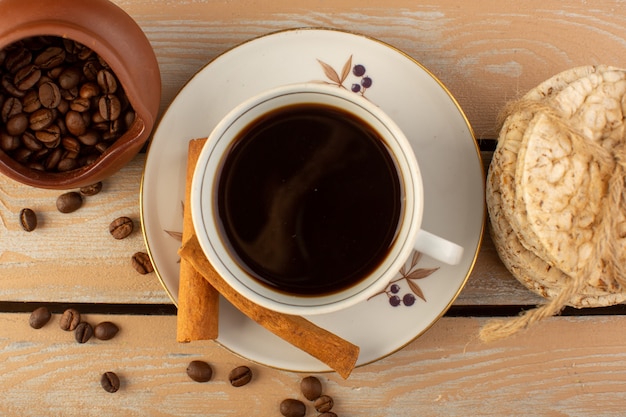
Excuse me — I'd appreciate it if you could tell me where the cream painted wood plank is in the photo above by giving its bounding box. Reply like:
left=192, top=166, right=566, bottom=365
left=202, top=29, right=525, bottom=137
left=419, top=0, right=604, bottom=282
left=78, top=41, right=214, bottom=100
left=0, top=154, right=171, bottom=304
left=112, top=0, right=626, bottom=139
left=2, top=313, right=626, bottom=416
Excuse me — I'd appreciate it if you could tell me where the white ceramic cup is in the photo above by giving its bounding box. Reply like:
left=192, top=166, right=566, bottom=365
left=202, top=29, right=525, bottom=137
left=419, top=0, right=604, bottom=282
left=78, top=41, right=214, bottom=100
left=191, top=83, right=463, bottom=315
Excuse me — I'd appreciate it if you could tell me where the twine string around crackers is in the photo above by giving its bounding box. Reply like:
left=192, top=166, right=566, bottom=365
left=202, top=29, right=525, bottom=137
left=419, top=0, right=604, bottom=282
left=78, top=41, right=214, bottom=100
left=480, top=99, right=626, bottom=343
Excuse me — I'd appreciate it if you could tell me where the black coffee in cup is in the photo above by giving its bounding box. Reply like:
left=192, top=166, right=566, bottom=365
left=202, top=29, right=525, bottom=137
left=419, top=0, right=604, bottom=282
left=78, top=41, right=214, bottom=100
left=217, top=103, right=402, bottom=296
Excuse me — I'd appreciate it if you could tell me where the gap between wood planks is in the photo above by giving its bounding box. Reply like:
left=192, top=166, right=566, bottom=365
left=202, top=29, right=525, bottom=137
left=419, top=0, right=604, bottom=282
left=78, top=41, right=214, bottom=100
left=0, top=302, right=626, bottom=317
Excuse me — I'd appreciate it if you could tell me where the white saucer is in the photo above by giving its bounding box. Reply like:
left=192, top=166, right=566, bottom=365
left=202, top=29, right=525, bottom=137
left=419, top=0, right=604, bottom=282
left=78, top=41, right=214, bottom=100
left=140, top=28, right=484, bottom=372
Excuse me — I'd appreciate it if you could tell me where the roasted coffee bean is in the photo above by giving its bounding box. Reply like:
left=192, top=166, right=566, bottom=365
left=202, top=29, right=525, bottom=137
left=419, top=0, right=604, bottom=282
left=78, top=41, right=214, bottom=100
left=12, top=147, right=32, bottom=163
left=29, top=108, right=54, bottom=130
left=2, top=97, right=22, bottom=122
left=60, top=86, right=78, bottom=101
left=131, top=252, right=153, bottom=274
left=22, top=90, right=41, bottom=113
left=74, top=321, right=93, bottom=343
left=82, top=60, right=100, bottom=80
left=279, top=399, right=306, bottom=417
left=124, top=110, right=135, bottom=128
left=0, top=132, right=19, bottom=151
left=59, top=308, right=81, bottom=331
left=79, top=181, right=102, bottom=196
left=100, top=371, right=120, bottom=393
left=44, top=147, right=63, bottom=170
left=109, top=216, right=133, bottom=239
left=34, top=46, right=66, bottom=69
left=79, top=82, right=99, bottom=99
left=1, top=74, right=25, bottom=98
left=22, top=131, right=43, bottom=151
left=5, top=48, right=31, bottom=73
left=6, top=113, right=28, bottom=135
left=38, top=81, right=62, bottom=109
left=97, top=69, right=117, bottom=94
left=98, top=94, right=121, bottom=121
left=186, top=360, right=213, bottom=383
left=78, top=130, right=100, bottom=146
left=62, top=136, right=81, bottom=153
left=69, top=96, right=90, bottom=112
left=65, top=110, right=88, bottom=136
left=58, top=67, right=81, bottom=90
left=29, top=306, right=51, bottom=329
left=56, top=99, right=69, bottom=115
left=14, top=64, right=41, bottom=91
left=57, top=157, right=78, bottom=172
left=19, top=208, right=37, bottom=232
left=228, top=365, right=252, bottom=387
left=300, top=376, right=323, bottom=401
left=314, top=395, right=334, bottom=413
left=35, top=124, right=61, bottom=146
left=95, top=142, right=109, bottom=154
left=94, top=321, right=119, bottom=340
left=56, top=191, right=83, bottom=213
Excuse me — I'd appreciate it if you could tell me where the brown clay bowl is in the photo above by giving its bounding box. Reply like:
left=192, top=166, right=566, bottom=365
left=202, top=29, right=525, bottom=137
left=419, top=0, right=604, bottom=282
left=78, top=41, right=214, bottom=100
left=0, top=0, right=161, bottom=189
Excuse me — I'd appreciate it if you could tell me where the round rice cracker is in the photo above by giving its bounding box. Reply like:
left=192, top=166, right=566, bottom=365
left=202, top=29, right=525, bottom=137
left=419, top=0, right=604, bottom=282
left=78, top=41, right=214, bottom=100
left=487, top=65, right=626, bottom=306
left=502, top=66, right=621, bottom=257
left=487, top=118, right=626, bottom=307
left=514, top=69, right=626, bottom=292
left=488, top=65, right=591, bottom=274
left=492, top=66, right=602, bottom=258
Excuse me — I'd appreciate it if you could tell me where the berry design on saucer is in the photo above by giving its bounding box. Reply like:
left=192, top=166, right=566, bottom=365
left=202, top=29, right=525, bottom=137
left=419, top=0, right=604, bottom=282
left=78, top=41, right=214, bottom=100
left=368, top=251, right=439, bottom=307
left=317, top=55, right=373, bottom=97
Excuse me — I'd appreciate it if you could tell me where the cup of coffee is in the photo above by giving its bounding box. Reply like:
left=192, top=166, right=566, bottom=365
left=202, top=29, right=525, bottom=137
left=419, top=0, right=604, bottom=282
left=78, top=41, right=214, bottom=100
left=191, top=83, right=463, bottom=315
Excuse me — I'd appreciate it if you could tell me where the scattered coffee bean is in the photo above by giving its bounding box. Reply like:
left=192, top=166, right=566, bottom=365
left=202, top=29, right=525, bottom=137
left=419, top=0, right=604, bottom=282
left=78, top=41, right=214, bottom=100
left=300, top=375, right=323, bottom=401
left=79, top=181, right=102, bottom=196
left=228, top=365, right=252, bottom=387
left=100, top=371, right=120, bottom=393
left=186, top=360, right=213, bottom=383
left=279, top=399, right=306, bottom=417
left=56, top=191, right=82, bottom=213
left=314, top=395, right=334, bottom=413
left=74, top=321, right=93, bottom=343
left=131, top=251, right=153, bottom=274
left=29, top=306, right=51, bottom=329
left=94, top=321, right=119, bottom=340
left=59, top=308, right=81, bottom=331
left=109, top=216, right=133, bottom=239
left=18, top=208, right=37, bottom=231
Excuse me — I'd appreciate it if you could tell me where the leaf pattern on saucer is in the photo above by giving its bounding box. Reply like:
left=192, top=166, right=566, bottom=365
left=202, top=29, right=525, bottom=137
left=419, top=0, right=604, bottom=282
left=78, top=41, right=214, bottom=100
left=316, top=55, right=373, bottom=97
left=368, top=251, right=439, bottom=307
left=163, top=200, right=184, bottom=242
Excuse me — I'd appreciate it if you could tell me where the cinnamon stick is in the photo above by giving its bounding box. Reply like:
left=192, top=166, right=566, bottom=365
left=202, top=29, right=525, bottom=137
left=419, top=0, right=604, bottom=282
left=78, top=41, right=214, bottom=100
left=176, top=138, right=219, bottom=342
left=179, top=235, right=360, bottom=379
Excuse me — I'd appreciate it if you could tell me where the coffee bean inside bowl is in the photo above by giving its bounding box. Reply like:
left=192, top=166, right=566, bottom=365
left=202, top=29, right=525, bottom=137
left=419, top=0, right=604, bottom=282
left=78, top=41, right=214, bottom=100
left=0, top=36, right=135, bottom=173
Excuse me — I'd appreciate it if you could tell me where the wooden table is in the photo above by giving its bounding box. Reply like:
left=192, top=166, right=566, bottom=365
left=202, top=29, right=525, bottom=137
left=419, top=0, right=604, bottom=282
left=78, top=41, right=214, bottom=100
left=2, top=1, right=626, bottom=415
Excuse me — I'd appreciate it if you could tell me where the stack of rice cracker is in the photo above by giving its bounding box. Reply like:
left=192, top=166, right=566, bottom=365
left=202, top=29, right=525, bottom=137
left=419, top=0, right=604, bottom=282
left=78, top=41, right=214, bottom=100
left=483, top=65, right=626, bottom=341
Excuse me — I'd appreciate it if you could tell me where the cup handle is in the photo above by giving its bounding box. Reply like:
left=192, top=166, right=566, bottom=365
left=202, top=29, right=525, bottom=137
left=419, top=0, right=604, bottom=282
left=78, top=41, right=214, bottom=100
left=414, top=229, right=464, bottom=265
